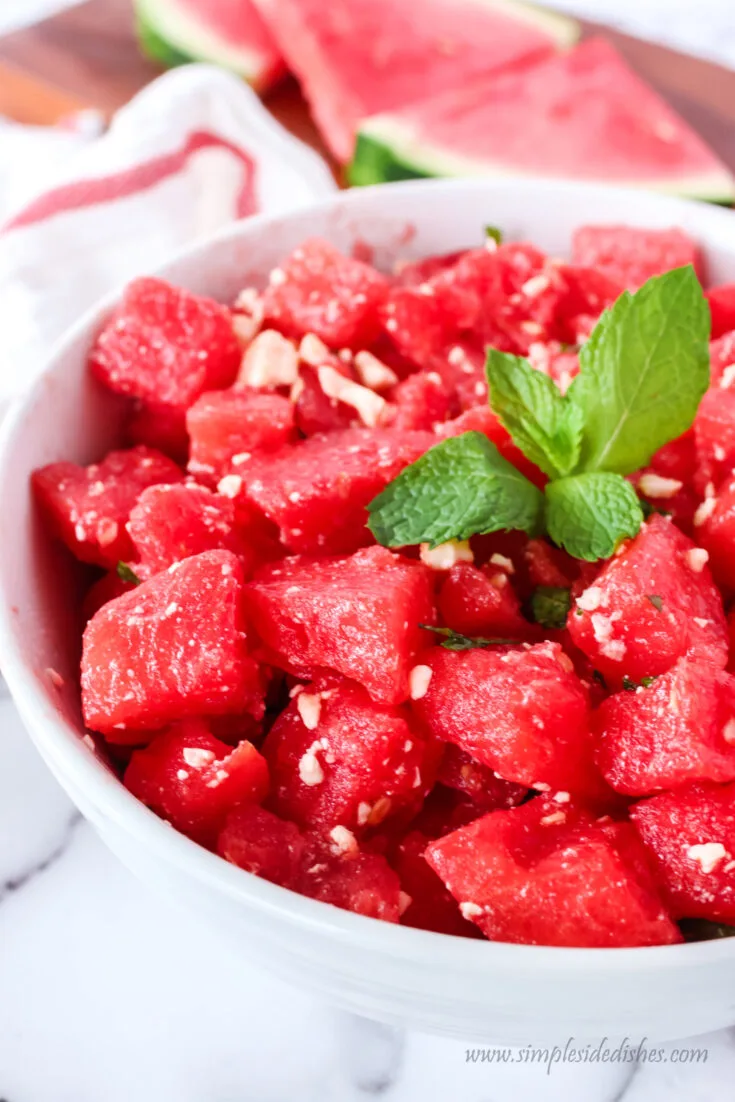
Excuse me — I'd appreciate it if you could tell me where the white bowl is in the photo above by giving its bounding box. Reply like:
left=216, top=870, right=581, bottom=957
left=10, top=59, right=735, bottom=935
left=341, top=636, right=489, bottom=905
left=2, top=178, right=735, bottom=1046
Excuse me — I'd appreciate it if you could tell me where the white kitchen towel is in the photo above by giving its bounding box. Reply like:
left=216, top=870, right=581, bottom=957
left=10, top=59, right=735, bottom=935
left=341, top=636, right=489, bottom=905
left=0, top=64, right=336, bottom=409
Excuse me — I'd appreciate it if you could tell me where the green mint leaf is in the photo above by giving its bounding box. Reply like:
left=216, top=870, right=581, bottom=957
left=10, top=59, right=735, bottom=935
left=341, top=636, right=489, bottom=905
left=647, top=594, right=664, bottom=612
left=486, top=349, right=584, bottom=479
left=567, top=266, right=710, bottom=475
left=679, top=919, right=735, bottom=942
left=484, top=225, right=503, bottom=245
left=545, top=472, right=644, bottom=561
left=529, top=586, right=571, bottom=630
left=419, top=624, right=517, bottom=650
left=622, top=675, right=637, bottom=692
left=367, top=431, right=544, bottom=548
left=117, top=562, right=142, bottom=586
left=641, top=675, right=657, bottom=688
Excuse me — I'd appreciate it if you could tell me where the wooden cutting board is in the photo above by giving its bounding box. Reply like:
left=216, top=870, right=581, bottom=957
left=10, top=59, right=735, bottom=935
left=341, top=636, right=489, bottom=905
left=1, top=0, right=734, bottom=179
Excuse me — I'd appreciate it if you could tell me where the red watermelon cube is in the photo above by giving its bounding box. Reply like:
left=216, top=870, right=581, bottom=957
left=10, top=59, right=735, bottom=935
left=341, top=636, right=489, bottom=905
left=708, top=288, right=735, bottom=340
left=388, top=370, right=453, bottom=431
left=127, top=483, right=254, bottom=574
left=426, top=797, right=681, bottom=947
left=33, top=445, right=183, bottom=568
left=245, top=545, right=435, bottom=704
left=693, top=385, right=735, bottom=494
left=263, top=675, right=430, bottom=834
left=409, top=642, right=604, bottom=797
left=594, top=658, right=735, bottom=795
left=90, top=277, right=241, bottom=412
left=82, top=550, right=264, bottom=735
left=186, top=388, right=295, bottom=483
left=262, top=238, right=390, bottom=349
left=124, top=718, right=268, bottom=846
left=571, top=225, right=704, bottom=290
left=566, top=515, right=728, bottom=687
left=299, top=844, right=402, bottom=922
left=392, top=829, right=480, bottom=937
left=226, top=426, right=434, bottom=555
left=126, top=400, right=189, bottom=464
left=693, top=475, right=735, bottom=592
left=437, top=562, right=532, bottom=640
left=217, top=804, right=306, bottom=887
left=437, top=744, right=528, bottom=813
left=631, top=781, right=735, bottom=923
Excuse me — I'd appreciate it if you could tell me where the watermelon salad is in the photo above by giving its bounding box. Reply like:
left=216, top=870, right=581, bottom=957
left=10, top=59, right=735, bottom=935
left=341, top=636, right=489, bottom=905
left=32, top=223, right=735, bottom=949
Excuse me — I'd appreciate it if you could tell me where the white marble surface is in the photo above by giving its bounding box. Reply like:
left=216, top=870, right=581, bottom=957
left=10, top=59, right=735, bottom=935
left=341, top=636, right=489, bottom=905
left=1, top=2, right=735, bottom=1100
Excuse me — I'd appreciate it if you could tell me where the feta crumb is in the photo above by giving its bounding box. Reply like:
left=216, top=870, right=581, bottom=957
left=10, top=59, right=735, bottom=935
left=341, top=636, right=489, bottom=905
left=576, top=586, right=603, bottom=613
left=182, top=747, right=216, bottom=769
left=637, top=473, right=683, bottom=499
left=685, top=548, right=709, bottom=573
left=409, top=664, right=433, bottom=700
left=298, top=742, right=325, bottom=786
left=720, top=363, right=735, bottom=389
left=398, top=891, right=413, bottom=916
left=687, top=842, right=729, bottom=874
left=489, top=552, right=515, bottom=573
left=237, top=329, right=298, bottom=389
left=317, top=365, right=387, bottom=427
left=723, top=719, right=735, bottom=744
left=298, top=332, right=332, bottom=366
left=268, top=266, right=286, bottom=286
left=176, top=769, right=189, bottom=781
left=694, top=497, right=717, bottom=527
left=217, top=474, right=243, bottom=499
left=533, top=782, right=551, bottom=792
left=297, top=692, right=321, bottom=730
left=600, top=639, right=626, bottom=661
left=460, top=901, right=484, bottom=919
left=521, top=273, right=551, bottom=298
left=329, top=825, right=358, bottom=855
left=163, top=602, right=178, bottom=617
left=419, top=539, right=473, bottom=569
left=353, top=350, right=399, bottom=390
left=356, top=801, right=372, bottom=826
left=540, top=811, right=567, bottom=826
left=553, top=791, right=571, bottom=804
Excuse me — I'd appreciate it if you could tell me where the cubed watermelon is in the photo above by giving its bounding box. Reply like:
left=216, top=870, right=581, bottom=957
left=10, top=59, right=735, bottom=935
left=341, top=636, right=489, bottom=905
left=263, top=675, right=429, bottom=834
left=693, top=386, right=735, bottom=494
left=299, top=844, right=402, bottom=922
left=90, top=277, right=241, bottom=412
left=127, top=483, right=254, bottom=574
left=707, top=331, right=735, bottom=388
left=707, top=287, right=735, bottom=340
left=631, top=781, right=735, bottom=923
left=126, top=400, right=189, bottom=464
left=262, top=238, right=390, bottom=349
left=437, top=562, right=532, bottom=639
left=567, top=515, right=728, bottom=687
left=186, top=388, right=295, bottom=483
left=293, top=362, right=357, bottom=436
left=388, top=370, right=453, bottom=430
left=82, top=550, right=264, bottom=735
left=594, top=658, right=735, bottom=795
left=224, top=426, right=434, bottom=554
left=124, top=718, right=268, bottom=846
left=426, top=797, right=681, bottom=946
left=392, top=829, right=480, bottom=936
left=409, top=641, right=604, bottom=797
left=694, top=475, right=735, bottom=592
left=217, top=804, right=306, bottom=886
left=571, top=225, right=704, bottom=290
left=437, top=743, right=529, bottom=813
left=245, top=546, right=435, bottom=704
left=82, top=569, right=139, bottom=623
left=33, top=445, right=183, bottom=568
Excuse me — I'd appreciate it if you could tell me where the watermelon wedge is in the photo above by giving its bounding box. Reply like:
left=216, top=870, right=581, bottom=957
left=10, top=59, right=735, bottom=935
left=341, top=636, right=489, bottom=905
left=350, top=38, right=735, bottom=203
left=250, top=0, right=579, bottom=162
left=134, top=0, right=285, bottom=91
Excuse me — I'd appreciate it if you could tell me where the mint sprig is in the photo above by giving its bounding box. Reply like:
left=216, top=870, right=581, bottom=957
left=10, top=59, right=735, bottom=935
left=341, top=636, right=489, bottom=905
left=419, top=624, right=517, bottom=650
left=368, top=263, right=709, bottom=562
left=367, top=432, right=544, bottom=548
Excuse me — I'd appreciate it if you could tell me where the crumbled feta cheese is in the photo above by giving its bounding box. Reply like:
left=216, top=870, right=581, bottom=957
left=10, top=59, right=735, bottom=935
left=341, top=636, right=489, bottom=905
left=723, top=719, right=735, bottom=744
left=687, top=842, right=729, bottom=874
left=553, top=791, right=571, bottom=804
left=540, top=811, right=567, bottom=826
left=637, top=473, right=683, bottom=499
left=297, top=692, right=321, bottom=730
left=316, top=365, right=387, bottom=427
left=419, top=539, right=474, bottom=569
left=217, top=474, right=243, bottom=499
left=176, top=769, right=189, bottom=781
left=600, top=639, right=626, bottom=662
left=409, top=664, right=433, bottom=700
left=533, top=782, right=551, bottom=792
left=298, top=742, right=325, bottom=786
left=237, top=329, right=298, bottom=389
left=489, top=552, right=515, bottom=573
left=182, top=747, right=216, bottom=769
left=329, top=825, right=358, bottom=856
left=521, top=273, right=551, bottom=298
left=353, top=350, right=399, bottom=390
left=720, top=363, right=735, bottom=389
left=694, top=497, right=717, bottom=527
left=356, top=801, right=372, bottom=826
left=576, top=586, right=603, bottom=612
left=686, top=548, right=709, bottom=573
left=268, top=267, right=286, bottom=286
left=298, top=332, right=332, bottom=366
left=460, top=901, right=484, bottom=919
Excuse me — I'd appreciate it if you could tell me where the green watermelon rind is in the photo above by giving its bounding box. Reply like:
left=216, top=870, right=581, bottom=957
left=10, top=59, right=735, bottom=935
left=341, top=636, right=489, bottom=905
left=133, top=0, right=279, bottom=87
left=349, top=117, right=735, bottom=204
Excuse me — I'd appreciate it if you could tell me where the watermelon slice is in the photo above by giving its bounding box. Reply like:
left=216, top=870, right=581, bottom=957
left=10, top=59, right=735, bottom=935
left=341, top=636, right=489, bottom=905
left=134, top=0, right=284, bottom=91
left=251, top=0, right=579, bottom=162
left=351, top=38, right=735, bottom=202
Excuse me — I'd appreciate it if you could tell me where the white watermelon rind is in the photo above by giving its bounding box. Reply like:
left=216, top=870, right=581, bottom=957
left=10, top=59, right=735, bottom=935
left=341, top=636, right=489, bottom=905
left=134, top=0, right=281, bottom=89
left=461, top=0, right=580, bottom=50
left=350, top=116, right=735, bottom=204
